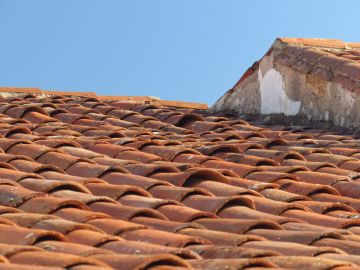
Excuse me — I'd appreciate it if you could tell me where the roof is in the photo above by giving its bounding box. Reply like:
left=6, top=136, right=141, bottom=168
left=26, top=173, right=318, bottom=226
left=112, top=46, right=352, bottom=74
left=239, top=37, right=360, bottom=89
left=0, top=87, right=360, bottom=269
left=211, top=37, right=360, bottom=128
left=0, top=87, right=209, bottom=110
left=273, top=38, right=360, bottom=92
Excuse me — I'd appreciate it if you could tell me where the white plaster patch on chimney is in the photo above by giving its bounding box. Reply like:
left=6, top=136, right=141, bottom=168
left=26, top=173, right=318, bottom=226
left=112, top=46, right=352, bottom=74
left=341, top=117, right=345, bottom=126
left=324, top=111, right=329, bottom=121
left=337, top=85, right=355, bottom=115
left=258, top=68, right=301, bottom=115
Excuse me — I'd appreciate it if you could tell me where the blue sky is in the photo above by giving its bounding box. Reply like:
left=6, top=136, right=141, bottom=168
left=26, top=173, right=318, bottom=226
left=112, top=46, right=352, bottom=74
left=0, top=1, right=359, bottom=105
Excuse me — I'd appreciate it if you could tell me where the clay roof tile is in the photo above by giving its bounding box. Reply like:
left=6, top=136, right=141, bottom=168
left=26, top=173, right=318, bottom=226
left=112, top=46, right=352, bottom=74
left=1, top=88, right=360, bottom=268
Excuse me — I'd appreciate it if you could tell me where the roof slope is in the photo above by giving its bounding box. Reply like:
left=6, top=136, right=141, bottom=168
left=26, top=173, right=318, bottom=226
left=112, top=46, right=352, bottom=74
left=0, top=89, right=360, bottom=269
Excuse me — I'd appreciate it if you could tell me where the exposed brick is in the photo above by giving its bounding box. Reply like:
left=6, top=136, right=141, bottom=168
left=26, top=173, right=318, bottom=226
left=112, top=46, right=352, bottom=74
left=233, top=61, right=259, bottom=89
left=238, top=67, right=255, bottom=84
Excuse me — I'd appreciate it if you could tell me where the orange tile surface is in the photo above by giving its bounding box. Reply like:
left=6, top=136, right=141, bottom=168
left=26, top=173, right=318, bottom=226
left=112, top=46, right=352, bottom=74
left=0, top=89, right=359, bottom=269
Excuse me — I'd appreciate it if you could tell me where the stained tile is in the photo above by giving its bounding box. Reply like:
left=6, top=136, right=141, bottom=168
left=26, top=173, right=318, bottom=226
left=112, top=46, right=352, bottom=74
left=90, top=254, right=192, bottom=270
left=189, top=258, right=276, bottom=269
left=9, top=250, right=109, bottom=268
left=0, top=224, right=66, bottom=245
left=121, top=228, right=210, bottom=247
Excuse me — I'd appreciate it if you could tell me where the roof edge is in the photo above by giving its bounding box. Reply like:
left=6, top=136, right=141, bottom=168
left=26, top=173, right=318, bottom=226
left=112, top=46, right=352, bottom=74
left=276, top=37, right=360, bottom=50
left=0, top=87, right=208, bottom=110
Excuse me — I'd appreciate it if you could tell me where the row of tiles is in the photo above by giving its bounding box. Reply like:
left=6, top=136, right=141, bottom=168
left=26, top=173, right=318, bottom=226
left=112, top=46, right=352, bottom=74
left=1, top=95, right=360, bottom=268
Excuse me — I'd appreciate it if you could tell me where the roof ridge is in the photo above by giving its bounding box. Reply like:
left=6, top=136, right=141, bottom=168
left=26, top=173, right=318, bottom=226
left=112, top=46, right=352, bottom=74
left=0, top=87, right=208, bottom=110
left=276, top=37, right=360, bottom=50
left=0, top=87, right=42, bottom=94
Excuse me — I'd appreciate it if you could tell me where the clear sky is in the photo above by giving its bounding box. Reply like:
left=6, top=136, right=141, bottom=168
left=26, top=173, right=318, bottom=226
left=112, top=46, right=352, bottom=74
left=0, top=1, right=359, bottom=105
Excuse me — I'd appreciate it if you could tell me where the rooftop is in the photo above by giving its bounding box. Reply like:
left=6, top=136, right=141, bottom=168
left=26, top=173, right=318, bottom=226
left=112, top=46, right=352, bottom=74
left=1, top=38, right=360, bottom=269
left=211, top=37, right=360, bottom=128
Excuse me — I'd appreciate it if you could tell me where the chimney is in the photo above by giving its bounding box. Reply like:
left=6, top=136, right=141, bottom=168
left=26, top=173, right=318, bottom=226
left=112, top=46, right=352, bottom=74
left=210, top=38, right=360, bottom=128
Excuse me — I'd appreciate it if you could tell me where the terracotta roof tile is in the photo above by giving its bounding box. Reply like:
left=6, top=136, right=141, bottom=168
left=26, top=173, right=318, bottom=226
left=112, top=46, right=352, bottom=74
left=1, top=90, right=360, bottom=268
